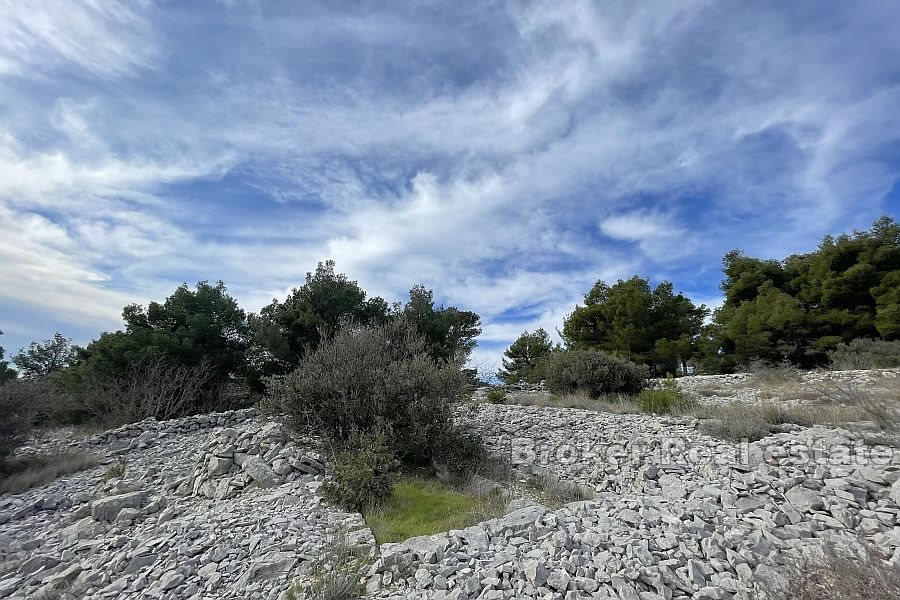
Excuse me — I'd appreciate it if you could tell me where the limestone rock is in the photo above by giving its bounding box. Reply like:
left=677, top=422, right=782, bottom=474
left=91, top=491, right=146, bottom=522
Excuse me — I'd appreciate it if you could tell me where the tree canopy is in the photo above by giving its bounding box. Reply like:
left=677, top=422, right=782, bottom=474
left=12, top=332, right=78, bottom=379
left=705, top=216, right=900, bottom=369
left=246, top=260, right=389, bottom=387
left=400, top=284, right=481, bottom=363
left=0, top=330, right=17, bottom=383
left=562, top=276, right=707, bottom=374
left=67, top=281, right=248, bottom=395
left=497, top=328, right=554, bottom=383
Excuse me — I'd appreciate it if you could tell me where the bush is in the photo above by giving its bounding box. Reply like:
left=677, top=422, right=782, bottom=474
left=266, top=318, right=467, bottom=465
left=431, top=425, right=487, bottom=477
left=829, top=338, right=900, bottom=370
left=542, top=350, right=647, bottom=398
left=0, top=380, right=39, bottom=463
left=59, top=358, right=220, bottom=426
left=320, top=433, right=396, bottom=513
left=485, top=388, right=506, bottom=403
left=639, top=387, right=687, bottom=414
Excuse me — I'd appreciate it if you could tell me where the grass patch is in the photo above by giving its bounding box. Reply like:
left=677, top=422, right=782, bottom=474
left=527, top=472, right=593, bottom=508
left=782, top=542, right=900, bottom=600
left=366, top=477, right=504, bottom=544
left=639, top=387, right=694, bottom=414
left=0, top=452, right=100, bottom=494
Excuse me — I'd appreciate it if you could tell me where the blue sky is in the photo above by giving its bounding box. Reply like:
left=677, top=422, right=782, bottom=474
left=1, top=1, right=899, bottom=374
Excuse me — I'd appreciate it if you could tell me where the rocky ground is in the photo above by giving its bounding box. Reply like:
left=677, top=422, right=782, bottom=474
left=0, top=410, right=373, bottom=600
left=2, top=373, right=900, bottom=600
left=670, top=368, right=900, bottom=407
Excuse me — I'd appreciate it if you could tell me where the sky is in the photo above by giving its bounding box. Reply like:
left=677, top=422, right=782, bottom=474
left=1, top=0, right=899, bottom=375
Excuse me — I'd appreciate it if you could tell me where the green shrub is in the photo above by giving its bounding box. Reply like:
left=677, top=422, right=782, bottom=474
left=0, top=380, right=37, bottom=463
left=431, top=425, right=487, bottom=477
left=639, top=375, right=691, bottom=414
left=542, top=349, right=647, bottom=398
left=829, top=338, right=900, bottom=370
left=639, top=387, right=686, bottom=414
left=265, top=318, right=467, bottom=466
left=320, top=433, right=396, bottom=513
left=485, top=388, right=506, bottom=403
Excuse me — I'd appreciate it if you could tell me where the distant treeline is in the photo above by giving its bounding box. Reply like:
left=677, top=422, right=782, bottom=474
left=3, top=216, right=898, bottom=412
left=499, top=216, right=900, bottom=381
left=0, top=260, right=481, bottom=423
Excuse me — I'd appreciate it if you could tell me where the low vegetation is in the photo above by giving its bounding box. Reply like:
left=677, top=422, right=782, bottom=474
left=542, top=349, right=647, bottom=397
left=782, top=543, right=900, bottom=600
left=286, top=530, right=367, bottom=600
left=366, top=477, right=498, bottom=543
left=0, top=452, right=100, bottom=494
left=100, top=459, right=128, bottom=483
left=485, top=388, right=507, bottom=404
left=829, top=338, right=900, bottom=370
left=528, top=471, right=594, bottom=508
left=638, top=380, right=693, bottom=414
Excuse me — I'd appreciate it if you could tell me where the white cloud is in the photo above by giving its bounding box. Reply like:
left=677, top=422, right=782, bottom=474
left=1, top=1, right=898, bottom=366
left=0, top=0, right=161, bottom=78
left=599, top=210, right=696, bottom=262
left=0, top=205, right=133, bottom=327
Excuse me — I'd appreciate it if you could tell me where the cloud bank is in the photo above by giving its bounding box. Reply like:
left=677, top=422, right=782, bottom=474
left=1, top=0, right=899, bottom=372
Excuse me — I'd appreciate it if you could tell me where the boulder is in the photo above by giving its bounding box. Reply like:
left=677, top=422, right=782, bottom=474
left=786, top=486, right=824, bottom=512
left=91, top=491, right=147, bottom=522
left=241, top=456, right=283, bottom=488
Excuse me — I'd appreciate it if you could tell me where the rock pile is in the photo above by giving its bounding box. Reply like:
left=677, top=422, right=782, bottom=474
left=0, top=414, right=369, bottom=600
left=669, top=368, right=900, bottom=407
left=183, top=422, right=326, bottom=500
left=3, top=373, right=900, bottom=600
left=87, top=408, right=259, bottom=448
left=364, top=404, right=900, bottom=598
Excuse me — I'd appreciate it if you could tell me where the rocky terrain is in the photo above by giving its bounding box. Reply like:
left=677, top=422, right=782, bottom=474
left=2, top=373, right=900, bottom=599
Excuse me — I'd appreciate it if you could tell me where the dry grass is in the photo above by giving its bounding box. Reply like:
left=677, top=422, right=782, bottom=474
left=783, top=543, right=900, bottom=600
left=286, top=530, right=366, bottom=600
left=528, top=471, right=594, bottom=508
left=808, top=377, right=899, bottom=430
left=744, top=360, right=803, bottom=389
left=686, top=400, right=891, bottom=442
left=694, top=385, right=729, bottom=397
left=0, top=452, right=100, bottom=494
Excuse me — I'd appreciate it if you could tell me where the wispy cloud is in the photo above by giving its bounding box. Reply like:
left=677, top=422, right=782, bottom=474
left=0, top=0, right=160, bottom=78
left=1, top=0, right=898, bottom=369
